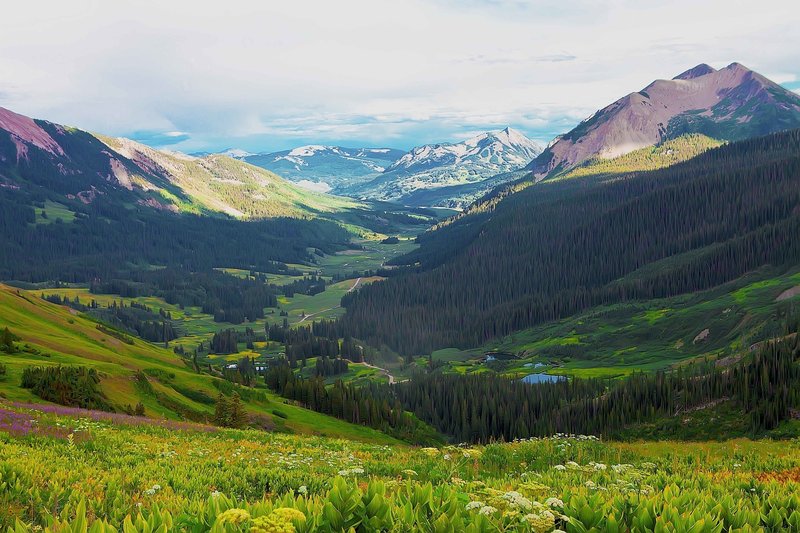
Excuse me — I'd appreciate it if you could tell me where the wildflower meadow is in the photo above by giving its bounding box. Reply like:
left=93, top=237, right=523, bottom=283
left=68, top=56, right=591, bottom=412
left=2, top=402, right=800, bottom=532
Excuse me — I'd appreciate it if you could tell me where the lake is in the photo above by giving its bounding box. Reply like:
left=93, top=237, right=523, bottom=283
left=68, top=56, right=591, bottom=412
left=520, top=373, right=565, bottom=384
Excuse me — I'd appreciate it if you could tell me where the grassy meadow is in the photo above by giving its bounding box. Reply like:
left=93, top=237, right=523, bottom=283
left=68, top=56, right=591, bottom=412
left=1, top=402, right=800, bottom=531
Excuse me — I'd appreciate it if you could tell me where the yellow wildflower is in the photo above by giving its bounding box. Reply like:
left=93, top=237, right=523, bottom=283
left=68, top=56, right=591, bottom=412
left=216, top=508, right=251, bottom=525
left=250, top=508, right=306, bottom=533
left=271, top=508, right=306, bottom=523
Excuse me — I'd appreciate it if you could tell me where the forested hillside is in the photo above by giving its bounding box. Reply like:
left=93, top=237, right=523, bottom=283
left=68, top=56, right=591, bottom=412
left=339, top=129, right=800, bottom=354
left=389, top=323, right=800, bottom=442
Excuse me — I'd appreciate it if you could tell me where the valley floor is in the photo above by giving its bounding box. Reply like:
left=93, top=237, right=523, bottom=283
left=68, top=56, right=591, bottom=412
left=1, top=402, right=800, bottom=532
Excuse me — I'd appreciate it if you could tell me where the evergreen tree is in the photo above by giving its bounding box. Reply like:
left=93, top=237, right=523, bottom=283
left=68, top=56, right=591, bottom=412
left=213, top=393, right=230, bottom=427
left=228, top=392, right=247, bottom=429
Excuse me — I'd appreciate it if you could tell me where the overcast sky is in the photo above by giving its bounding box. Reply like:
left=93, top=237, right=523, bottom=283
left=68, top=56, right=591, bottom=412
left=1, top=0, right=798, bottom=153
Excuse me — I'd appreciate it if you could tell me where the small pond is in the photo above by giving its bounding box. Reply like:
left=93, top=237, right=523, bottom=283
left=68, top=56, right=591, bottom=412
left=520, top=373, right=565, bottom=384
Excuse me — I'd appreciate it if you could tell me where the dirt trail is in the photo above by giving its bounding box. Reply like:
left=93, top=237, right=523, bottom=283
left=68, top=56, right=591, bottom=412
left=297, top=278, right=361, bottom=323
left=360, top=361, right=399, bottom=385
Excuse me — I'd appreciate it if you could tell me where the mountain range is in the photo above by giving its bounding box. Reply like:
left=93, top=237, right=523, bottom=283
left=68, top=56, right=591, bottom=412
left=527, top=62, right=800, bottom=178
left=349, top=128, right=543, bottom=207
left=237, top=128, right=543, bottom=208
left=3, top=63, right=799, bottom=218
left=239, top=145, right=406, bottom=193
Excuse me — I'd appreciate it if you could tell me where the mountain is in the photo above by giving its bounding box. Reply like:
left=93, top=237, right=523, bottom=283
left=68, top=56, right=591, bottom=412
left=527, top=63, right=800, bottom=178
left=0, top=106, right=360, bottom=220
left=220, top=148, right=254, bottom=159
left=351, top=128, right=543, bottom=207
left=243, top=145, right=405, bottom=193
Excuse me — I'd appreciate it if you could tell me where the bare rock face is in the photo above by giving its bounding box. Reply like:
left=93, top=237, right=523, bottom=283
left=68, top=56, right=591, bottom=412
left=0, top=107, right=65, bottom=159
left=527, top=63, right=800, bottom=178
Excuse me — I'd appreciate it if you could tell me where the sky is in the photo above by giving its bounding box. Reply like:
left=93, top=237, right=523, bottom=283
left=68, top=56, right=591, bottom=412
left=1, top=0, right=799, bottom=153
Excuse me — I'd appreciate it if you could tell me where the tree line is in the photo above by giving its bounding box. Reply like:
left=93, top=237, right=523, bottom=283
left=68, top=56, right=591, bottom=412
left=264, top=362, right=441, bottom=444
left=388, top=325, right=800, bottom=442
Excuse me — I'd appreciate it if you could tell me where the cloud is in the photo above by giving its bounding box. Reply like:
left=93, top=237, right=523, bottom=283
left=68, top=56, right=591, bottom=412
left=0, top=0, right=798, bottom=152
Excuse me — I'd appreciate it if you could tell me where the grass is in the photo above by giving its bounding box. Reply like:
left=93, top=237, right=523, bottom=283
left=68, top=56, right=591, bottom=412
left=32, top=200, right=76, bottom=225
left=311, top=238, right=418, bottom=278
left=552, top=134, right=724, bottom=181
left=297, top=360, right=388, bottom=386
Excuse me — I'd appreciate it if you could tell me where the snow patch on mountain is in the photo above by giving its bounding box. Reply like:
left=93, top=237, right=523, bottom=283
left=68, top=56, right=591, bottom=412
left=221, top=148, right=253, bottom=159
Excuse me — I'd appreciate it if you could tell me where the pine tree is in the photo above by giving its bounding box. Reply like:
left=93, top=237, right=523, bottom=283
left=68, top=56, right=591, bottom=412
left=228, top=392, right=247, bottom=429
left=213, top=393, right=230, bottom=427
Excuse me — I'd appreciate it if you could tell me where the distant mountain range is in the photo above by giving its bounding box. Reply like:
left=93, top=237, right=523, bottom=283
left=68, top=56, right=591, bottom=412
left=352, top=128, right=542, bottom=207
left=527, top=62, right=800, bottom=178
left=237, top=128, right=543, bottom=208
left=230, top=146, right=405, bottom=193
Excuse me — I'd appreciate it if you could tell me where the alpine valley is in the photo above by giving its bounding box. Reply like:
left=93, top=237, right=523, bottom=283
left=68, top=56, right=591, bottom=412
left=3, top=43, right=800, bottom=533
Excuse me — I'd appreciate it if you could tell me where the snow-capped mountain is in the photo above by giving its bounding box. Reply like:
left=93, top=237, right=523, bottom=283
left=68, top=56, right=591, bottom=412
left=351, top=128, right=543, bottom=207
left=527, top=63, right=800, bottom=178
left=242, top=145, right=405, bottom=193
left=386, top=127, right=541, bottom=174
left=220, top=148, right=253, bottom=159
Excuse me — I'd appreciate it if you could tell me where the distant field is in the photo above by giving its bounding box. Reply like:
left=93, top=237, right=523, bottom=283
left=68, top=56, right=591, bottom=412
left=313, top=238, right=418, bottom=278
left=32, top=200, right=76, bottom=225
left=31, top=249, right=391, bottom=363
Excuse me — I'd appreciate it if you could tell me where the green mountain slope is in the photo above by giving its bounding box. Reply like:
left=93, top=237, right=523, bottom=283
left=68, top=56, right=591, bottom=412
left=552, top=134, right=724, bottom=181
left=0, top=105, right=361, bottom=221
left=96, top=135, right=361, bottom=219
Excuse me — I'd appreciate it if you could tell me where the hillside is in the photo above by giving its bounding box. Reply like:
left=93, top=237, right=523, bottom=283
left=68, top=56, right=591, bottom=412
left=0, top=106, right=361, bottom=220
left=553, top=133, right=724, bottom=181
left=0, top=283, right=402, bottom=444
left=527, top=63, right=800, bottom=178
left=338, top=129, right=800, bottom=354
left=0, top=105, right=442, bottom=285
left=97, top=135, right=361, bottom=218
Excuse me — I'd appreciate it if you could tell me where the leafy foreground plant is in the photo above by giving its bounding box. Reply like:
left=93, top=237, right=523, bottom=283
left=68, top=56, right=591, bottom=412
left=2, top=403, right=800, bottom=532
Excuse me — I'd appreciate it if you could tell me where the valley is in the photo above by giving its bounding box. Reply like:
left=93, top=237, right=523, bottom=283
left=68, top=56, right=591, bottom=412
left=2, top=41, right=800, bottom=533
